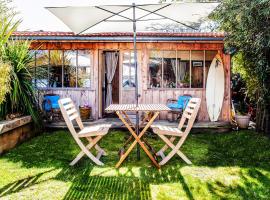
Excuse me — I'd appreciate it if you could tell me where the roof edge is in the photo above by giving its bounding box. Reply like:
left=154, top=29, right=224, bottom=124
left=11, top=31, right=225, bottom=42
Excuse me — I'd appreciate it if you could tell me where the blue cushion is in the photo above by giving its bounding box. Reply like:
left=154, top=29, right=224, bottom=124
left=43, top=95, right=60, bottom=111
left=167, top=103, right=181, bottom=109
left=167, top=95, right=191, bottom=110
left=177, top=96, right=191, bottom=109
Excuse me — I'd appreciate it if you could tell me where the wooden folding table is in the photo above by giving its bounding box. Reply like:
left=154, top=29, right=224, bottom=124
left=105, top=104, right=170, bottom=168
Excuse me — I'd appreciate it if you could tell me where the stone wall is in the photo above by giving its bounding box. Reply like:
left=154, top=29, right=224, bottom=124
left=0, top=116, right=36, bottom=155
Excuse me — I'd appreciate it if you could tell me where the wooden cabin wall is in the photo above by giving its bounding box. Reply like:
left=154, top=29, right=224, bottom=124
left=30, top=41, right=230, bottom=122
left=37, top=89, right=96, bottom=118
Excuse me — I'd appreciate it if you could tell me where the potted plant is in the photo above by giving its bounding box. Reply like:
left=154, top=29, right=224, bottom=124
left=79, top=104, right=91, bottom=120
left=234, top=101, right=250, bottom=129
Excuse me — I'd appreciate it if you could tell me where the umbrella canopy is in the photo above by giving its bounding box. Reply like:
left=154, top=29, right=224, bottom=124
left=46, top=2, right=218, bottom=34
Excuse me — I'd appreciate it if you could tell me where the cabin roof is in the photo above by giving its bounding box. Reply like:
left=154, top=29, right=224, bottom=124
left=12, top=31, right=225, bottom=42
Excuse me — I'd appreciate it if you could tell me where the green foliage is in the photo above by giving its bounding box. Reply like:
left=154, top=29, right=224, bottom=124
left=0, top=60, right=11, bottom=103
left=211, top=0, right=270, bottom=132
left=0, top=0, right=20, bottom=52
left=232, top=52, right=260, bottom=102
left=0, top=1, right=40, bottom=125
left=0, top=40, right=40, bottom=124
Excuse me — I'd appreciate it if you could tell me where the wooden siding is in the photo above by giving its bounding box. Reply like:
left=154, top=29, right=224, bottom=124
left=38, top=89, right=96, bottom=119
left=31, top=41, right=230, bottom=122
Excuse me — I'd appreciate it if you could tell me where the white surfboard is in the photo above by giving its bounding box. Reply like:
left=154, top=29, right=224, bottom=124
left=206, top=54, right=225, bottom=122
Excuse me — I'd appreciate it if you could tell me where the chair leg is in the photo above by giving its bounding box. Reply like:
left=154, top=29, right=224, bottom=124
left=70, top=136, right=104, bottom=166
left=158, top=134, right=192, bottom=165
left=86, top=136, right=107, bottom=156
left=156, top=136, right=176, bottom=155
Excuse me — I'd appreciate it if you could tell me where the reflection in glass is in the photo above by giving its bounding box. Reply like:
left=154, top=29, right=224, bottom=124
left=78, top=67, right=90, bottom=88
left=64, top=50, right=76, bottom=87
left=163, top=51, right=176, bottom=88
left=191, top=50, right=204, bottom=88
left=35, top=50, right=49, bottom=88
left=78, top=50, right=91, bottom=67
left=149, top=51, right=162, bottom=88
left=177, top=51, right=190, bottom=88
left=28, top=50, right=36, bottom=86
left=122, top=52, right=135, bottom=88
left=49, top=50, right=63, bottom=88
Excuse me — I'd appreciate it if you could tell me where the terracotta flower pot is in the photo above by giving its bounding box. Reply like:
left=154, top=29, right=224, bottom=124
left=79, top=106, right=91, bottom=120
left=235, top=114, right=250, bottom=129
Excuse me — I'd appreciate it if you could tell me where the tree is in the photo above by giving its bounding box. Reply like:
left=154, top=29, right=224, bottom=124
left=211, top=0, right=270, bottom=134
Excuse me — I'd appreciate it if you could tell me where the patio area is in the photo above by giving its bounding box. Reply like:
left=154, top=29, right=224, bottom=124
left=0, top=129, right=270, bottom=200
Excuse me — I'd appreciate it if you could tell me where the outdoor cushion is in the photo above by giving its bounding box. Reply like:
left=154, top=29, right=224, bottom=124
left=43, top=95, right=60, bottom=111
left=167, top=95, right=192, bottom=110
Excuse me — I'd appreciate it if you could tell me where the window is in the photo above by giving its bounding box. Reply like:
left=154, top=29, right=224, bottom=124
left=148, top=50, right=219, bottom=89
left=33, top=50, right=92, bottom=88
left=35, top=50, right=49, bottom=88
left=49, top=50, right=63, bottom=88
left=191, top=50, right=204, bottom=88
left=122, top=51, right=136, bottom=88
left=149, top=50, right=190, bottom=88
left=177, top=51, right=190, bottom=88
left=163, top=51, right=176, bottom=88
left=64, top=50, right=76, bottom=87
left=77, top=50, right=91, bottom=88
left=148, top=51, right=162, bottom=88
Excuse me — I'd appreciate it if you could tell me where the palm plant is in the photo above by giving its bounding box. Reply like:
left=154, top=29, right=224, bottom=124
left=0, top=0, right=19, bottom=103
left=0, top=1, right=20, bottom=53
left=0, top=1, right=41, bottom=125
left=0, top=59, right=11, bottom=104
left=0, top=40, right=40, bottom=124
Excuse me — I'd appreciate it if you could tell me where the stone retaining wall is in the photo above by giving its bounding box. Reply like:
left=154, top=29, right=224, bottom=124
left=0, top=116, right=36, bottom=155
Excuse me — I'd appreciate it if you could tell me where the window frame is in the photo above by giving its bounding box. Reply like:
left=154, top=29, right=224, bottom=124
left=122, top=50, right=136, bottom=89
left=33, top=49, right=92, bottom=90
left=147, top=49, right=210, bottom=89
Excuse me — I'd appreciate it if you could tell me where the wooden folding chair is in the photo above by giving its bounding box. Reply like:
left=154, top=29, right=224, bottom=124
left=58, top=98, right=111, bottom=166
left=151, top=98, right=201, bottom=165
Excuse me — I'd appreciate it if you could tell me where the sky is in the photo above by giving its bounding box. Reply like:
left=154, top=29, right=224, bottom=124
left=10, top=0, right=218, bottom=33
left=11, top=0, right=160, bottom=32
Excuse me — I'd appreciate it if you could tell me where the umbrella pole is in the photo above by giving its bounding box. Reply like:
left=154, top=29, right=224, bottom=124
left=133, top=3, right=140, bottom=160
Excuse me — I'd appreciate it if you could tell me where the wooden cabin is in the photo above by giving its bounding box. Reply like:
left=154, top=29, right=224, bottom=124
left=13, top=31, right=231, bottom=122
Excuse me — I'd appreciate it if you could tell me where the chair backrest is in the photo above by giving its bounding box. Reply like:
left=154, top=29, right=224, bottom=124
left=178, top=98, right=201, bottom=136
left=58, top=98, right=84, bottom=137
left=177, top=95, right=192, bottom=109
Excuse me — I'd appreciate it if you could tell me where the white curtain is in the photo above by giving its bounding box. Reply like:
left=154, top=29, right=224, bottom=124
left=171, top=59, right=187, bottom=82
left=105, top=52, right=119, bottom=107
left=179, top=62, right=187, bottom=81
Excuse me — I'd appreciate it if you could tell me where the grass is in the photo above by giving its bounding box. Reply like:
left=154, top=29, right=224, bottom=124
left=0, top=129, right=270, bottom=200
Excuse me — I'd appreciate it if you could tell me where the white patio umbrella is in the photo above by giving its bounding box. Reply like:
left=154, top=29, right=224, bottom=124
left=46, top=2, right=218, bottom=160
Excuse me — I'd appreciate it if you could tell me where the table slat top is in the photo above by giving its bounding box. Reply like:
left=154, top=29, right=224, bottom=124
left=105, top=104, right=171, bottom=112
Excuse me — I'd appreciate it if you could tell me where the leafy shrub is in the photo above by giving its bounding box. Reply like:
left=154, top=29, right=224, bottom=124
left=0, top=60, right=11, bottom=104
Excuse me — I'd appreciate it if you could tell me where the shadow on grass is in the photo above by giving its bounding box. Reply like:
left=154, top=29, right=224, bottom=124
left=207, top=168, right=270, bottom=199
left=0, top=169, right=55, bottom=198
left=0, top=130, right=270, bottom=199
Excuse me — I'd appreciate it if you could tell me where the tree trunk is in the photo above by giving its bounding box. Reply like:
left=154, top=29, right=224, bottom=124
left=264, top=48, right=270, bottom=135
left=256, top=100, right=263, bottom=132
left=265, top=107, right=270, bottom=135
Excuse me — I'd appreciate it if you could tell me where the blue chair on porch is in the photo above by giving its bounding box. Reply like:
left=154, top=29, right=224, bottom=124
left=167, top=95, right=192, bottom=121
left=43, top=94, right=61, bottom=121
left=43, top=94, right=60, bottom=112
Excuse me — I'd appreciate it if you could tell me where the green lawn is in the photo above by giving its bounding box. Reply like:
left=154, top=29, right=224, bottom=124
left=0, top=129, right=270, bottom=200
